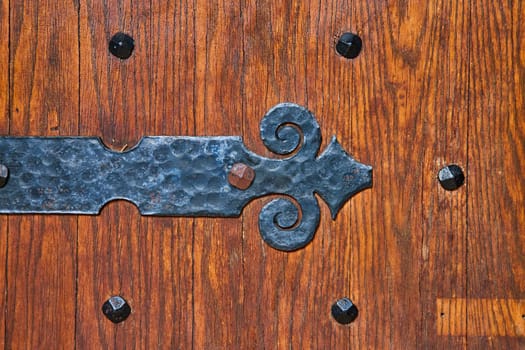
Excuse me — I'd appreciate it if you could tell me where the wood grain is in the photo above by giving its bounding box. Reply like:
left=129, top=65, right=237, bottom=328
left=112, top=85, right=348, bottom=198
left=0, top=0, right=8, bottom=347
left=240, top=0, right=469, bottom=348
left=342, top=1, right=468, bottom=348
left=77, top=1, right=195, bottom=348
left=437, top=298, right=525, bottom=337
left=241, top=2, right=359, bottom=348
left=6, top=1, right=79, bottom=348
left=1, top=0, right=523, bottom=348
left=468, top=1, right=525, bottom=348
left=192, top=1, right=244, bottom=348
left=404, top=1, right=469, bottom=348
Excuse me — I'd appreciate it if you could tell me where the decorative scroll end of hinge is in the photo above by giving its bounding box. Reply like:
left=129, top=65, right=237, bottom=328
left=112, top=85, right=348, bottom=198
left=256, top=103, right=373, bottom=251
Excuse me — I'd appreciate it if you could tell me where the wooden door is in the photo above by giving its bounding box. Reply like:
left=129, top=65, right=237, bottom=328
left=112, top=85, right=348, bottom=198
left=0, top=1, right=523, bottom=348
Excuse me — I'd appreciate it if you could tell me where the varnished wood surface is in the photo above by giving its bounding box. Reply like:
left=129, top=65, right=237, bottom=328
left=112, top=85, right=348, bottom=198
left=0, top=0, right=7, bottom=347
left=6, top=1, right=79, bottom=349
left=0, top=0, right=523, bottom=349
left=467, top=2, right=525, bottom=348
left=437, top=298, right=525, bottom=337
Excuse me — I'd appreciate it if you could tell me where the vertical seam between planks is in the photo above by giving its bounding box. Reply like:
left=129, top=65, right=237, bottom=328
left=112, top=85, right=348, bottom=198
left=349, top=1, right=354, bottom=339
left=75, top=0, right=81, bottom=348
left=239, top=0, right=246, bottom=344
left=77, top=0, right=81, bottom=137
left=6, top=0, right=10, bottom=135
left=191, top=1, right=196, bottom=348
left=465, top=0, right=472, bottom=347
left=4, top=0, right=10, bottom=348
left=418, top=3, right=433, bottom=346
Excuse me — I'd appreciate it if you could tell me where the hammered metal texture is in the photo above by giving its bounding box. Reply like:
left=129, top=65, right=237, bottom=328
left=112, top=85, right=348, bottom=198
left=0, top=103, right=372, bottom=251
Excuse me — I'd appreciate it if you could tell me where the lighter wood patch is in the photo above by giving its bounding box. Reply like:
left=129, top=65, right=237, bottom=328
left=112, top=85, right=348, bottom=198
left=437, top=298, right=525, bottom=337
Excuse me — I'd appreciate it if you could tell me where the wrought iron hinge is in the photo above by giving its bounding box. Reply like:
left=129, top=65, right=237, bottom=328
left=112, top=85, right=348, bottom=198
left=0, top=103, right=372, bottom=251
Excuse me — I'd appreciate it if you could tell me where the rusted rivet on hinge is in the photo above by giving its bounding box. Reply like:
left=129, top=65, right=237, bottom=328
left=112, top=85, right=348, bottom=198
left=228, top=163, right=255, bottom=190
left=0, top=164, right=8, bottom=188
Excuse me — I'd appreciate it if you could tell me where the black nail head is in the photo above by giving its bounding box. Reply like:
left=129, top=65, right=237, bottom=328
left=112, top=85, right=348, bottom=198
left=331, top=297, right=358, bottom=325
left=336, top=32, right=362, bottom=59
left=109, top=32, right=135, bottom=59
left=102, top=296, right=131, bottom=323
left=438, top=164, right=465, bottom=191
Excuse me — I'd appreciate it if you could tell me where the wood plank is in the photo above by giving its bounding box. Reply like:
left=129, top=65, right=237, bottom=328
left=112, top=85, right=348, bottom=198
left=2, top=0, right=521, bottom=347
left=437, top=298, right=525, bottom=337
left=0, top=217, right=4, bottom=350
left=468, top=1, right=525, bottom=348
left=192, top=0, right=244, bottom=347
left=241, top=1, right=359, bottom=348
left=348, top=1, right=469, bottom=348
left=415, top=0, right=469, bottom=348
left=0, top=0, right=7, bottom=127
left=6, top=1, right=79, bottom=348
left=241, top=1, right=470, bottom=348
left=0, top=0, right=8, bottom=346
left=77, top=1, right=195, bottom=348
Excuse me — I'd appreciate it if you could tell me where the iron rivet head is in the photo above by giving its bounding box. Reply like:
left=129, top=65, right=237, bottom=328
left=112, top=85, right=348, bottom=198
left=102, top=296, right=131, bottom=323
left=335, top=32, right=362, bottom=59
left=109, top=32, right=135, bottom=59
left=228, top=163, right=255, bottom=190
left=0, top=164, right=8, bottom=188
left=331, top=297, right=358, bottom=325
left=438, top=164, right=465, bottom=191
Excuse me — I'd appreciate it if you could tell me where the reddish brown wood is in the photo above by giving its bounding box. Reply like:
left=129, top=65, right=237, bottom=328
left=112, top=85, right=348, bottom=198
left=0, top=0, right=8, bottom=346
left=367, top=1, right=469, bottom=348
left=437, top=298, right=525, bottom=337
left=240, top=0, right=471, bottom=348
left=192, top=1, right=244, bottom=347
left=5, top=1, right=79, bottom=348
left=76, top=1, right=195, bottom=348
left=1, top=0, right=524, bottom=348
left=468, top=1, right=525, bottom=348
left=240, top=2, right=354, bottom=348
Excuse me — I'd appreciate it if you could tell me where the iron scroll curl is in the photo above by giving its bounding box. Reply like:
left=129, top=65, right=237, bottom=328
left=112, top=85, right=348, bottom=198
left=257, top=103, right=323, bottom=251
left=255, top=103, right=373, bottom=251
